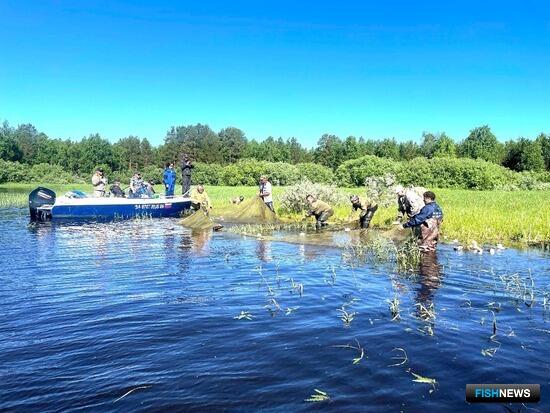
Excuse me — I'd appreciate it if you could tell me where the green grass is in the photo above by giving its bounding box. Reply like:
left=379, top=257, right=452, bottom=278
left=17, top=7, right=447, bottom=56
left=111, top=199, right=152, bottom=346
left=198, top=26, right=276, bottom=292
left=2, top=183, right=549, bottom=246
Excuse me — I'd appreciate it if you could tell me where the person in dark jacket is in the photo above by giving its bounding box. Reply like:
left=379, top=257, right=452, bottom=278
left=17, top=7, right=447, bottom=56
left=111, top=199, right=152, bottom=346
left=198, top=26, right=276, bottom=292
left=109, top=181, right=125, bottom=198
left=181, top=155, right=193, bottom=196
left=163, top=162, right=177, bottom=197
left=402, top=191, right=443, bottom=251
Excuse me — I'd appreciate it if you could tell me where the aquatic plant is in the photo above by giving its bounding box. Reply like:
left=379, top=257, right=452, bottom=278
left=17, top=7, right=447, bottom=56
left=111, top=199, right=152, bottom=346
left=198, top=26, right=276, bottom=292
left=113, top=385, right=152, bottom=403
left=388, top=296, right=401, bottom=321
left=396, top=237, right=422, bottom=272
left=290, top=278, right=304, bottom=297
left=388, top=347, right=408, bottom=367
left=305, top=389, right=330, bottom=403
left=334, top=339, right=366, bottom=364
left=234, top=311, right=253, bottom=320
left=409, top=370, right=437, bottom=391
left=337, top=307, right=356, bottom=327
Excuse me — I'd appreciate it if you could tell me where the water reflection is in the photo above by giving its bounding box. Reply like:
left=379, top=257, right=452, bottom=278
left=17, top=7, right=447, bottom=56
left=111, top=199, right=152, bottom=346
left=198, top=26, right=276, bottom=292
left=414, top=251, right=443, bottom=325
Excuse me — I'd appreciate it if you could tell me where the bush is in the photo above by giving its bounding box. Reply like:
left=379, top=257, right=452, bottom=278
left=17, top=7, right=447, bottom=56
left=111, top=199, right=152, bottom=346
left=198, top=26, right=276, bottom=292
left=279, top=180, right=348, bottom=213
left=192, top=162, right=224, bottom=185
left=264, top=162, right=300, bottom=185
left=296, top=163, right=334, bottom=183
left=0, top=160, right=27, bottom=183
left=220, top=159, right=301, bottom=186
left=335, top=155, right=403, bottom=187
left=141, top=165, right=163, bottom=184
left=29, top=163, right=83, bottom=184
left=364, top=174, right=399, bottom=208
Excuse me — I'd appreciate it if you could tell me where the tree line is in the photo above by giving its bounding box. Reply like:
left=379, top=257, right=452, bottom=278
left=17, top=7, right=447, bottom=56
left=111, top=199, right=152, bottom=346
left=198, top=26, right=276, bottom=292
left=1, top=120, right=549, bottom=175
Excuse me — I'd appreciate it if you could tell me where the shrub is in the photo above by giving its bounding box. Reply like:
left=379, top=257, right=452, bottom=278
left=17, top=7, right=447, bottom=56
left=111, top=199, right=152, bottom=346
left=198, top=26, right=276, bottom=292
left=335, top=155, right=403, bottom=187
left=0, top=160, right=27, bottom=183
left=364, top=174, right=399, bottom=208
left=264, top=162, right=300, bottom=186
left=192, top=162, right=224, bottom=185
left=221, top=159, right=301, bottom=186
left=141, top=165, right=164, bottom=184
left=296, top=163, right=334, bottom=183
left=279, top=180, right=348, bottom=213
left=29, top=163, right=82, bottom=184
left=110, top=170, right=133, bottom=186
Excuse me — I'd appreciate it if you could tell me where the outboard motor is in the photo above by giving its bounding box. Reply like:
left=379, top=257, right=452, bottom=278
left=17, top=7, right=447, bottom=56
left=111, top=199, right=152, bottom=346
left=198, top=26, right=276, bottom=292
left=29, top=187, right=56, bottom=221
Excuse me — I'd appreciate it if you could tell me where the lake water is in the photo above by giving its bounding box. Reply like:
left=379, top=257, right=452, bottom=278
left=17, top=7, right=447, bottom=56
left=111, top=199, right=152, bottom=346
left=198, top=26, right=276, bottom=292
left=1, top=208, right=549, bottom=412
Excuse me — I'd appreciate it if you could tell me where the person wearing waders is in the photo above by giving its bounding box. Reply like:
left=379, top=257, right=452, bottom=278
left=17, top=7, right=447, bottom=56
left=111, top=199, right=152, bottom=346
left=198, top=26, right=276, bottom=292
left=402, top=191, right=443, bottom=252
left=181, top=155, right=193, bottom=196
left=162, top=162, right=177, bottom=197
left=305, top=195, right=334, bottom=229
left=259, top=175, right=274, bottom=213
left=349, top=195, right=378, bottom=229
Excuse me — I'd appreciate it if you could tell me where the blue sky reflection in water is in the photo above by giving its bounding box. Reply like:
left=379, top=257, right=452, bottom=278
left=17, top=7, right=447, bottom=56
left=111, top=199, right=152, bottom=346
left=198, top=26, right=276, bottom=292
left=0, top=210, right=549, bottom=412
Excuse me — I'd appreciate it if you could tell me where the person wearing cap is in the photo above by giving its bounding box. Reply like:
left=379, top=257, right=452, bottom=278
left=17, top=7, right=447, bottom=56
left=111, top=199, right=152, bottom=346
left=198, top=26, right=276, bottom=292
left=190, top=185, right=212, bottom=213
left=394, top=185, right=424, bottom=222
left=109, top=181, right=125, bottom=198
left=181, top=154, right=194, bottom=196
left=163, top=162, right=177, bottom=197
left=305, top=195, right=333, bottom=229
left=259, top=175, right=274, bottom=213
left=349, top=195, right=378, bottom=229
left=402, top=191, right=443, bottom=251
left=91, top=169, right=108, bottom=197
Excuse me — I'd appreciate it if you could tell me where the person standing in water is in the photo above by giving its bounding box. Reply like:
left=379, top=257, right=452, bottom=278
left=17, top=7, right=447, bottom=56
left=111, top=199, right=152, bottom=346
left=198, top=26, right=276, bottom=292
left=305, top=194, right=333, bottom=229
left=349, top=194, right=378, bottom=228
left=402, top=191, right=443, bottom=252
left=181, top=155, right=193, bottom=196
left=163, top=162, right=177, bottom=197
left=259, top=175, right=274, bottom=213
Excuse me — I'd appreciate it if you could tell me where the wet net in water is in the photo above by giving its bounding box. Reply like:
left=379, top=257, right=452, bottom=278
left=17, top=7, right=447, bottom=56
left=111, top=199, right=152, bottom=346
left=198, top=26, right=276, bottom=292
left=223, top=196, right=278, bottom=224
left=179, top=210, right=217, bottom=230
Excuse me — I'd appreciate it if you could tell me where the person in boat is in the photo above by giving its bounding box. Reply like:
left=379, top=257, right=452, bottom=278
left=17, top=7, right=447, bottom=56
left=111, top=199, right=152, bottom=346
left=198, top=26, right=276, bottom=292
left=163, top=162, right=177, bottom=197
left=349, top=194, right=378, bottom=229
left=259, top=175, right=274, bottom=213
left=394, top=185, right=424, bottom=222
left=181, top=154, right=194, bottom=196
left=145, top=180, right=156, bottom=197
left=402, top=191, right=443, bottom=252
left=91, top=169, right=108, bottom=197
left=190, top=185, right=212, bottom=213
left=305, top=194, right=333, bottom=229
left=109, top=181, right=125, bottom=198
left=129, top=172, right=147, bottom=198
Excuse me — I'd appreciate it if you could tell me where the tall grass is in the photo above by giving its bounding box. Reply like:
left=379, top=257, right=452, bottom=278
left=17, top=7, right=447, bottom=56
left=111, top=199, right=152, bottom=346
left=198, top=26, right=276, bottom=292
left=2, top=183, right=549, bottom=246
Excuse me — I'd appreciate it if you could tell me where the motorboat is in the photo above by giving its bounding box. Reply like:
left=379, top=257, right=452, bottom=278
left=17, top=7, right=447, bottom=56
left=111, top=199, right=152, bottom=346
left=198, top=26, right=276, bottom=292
left=29, top=187, right=191, bottom=221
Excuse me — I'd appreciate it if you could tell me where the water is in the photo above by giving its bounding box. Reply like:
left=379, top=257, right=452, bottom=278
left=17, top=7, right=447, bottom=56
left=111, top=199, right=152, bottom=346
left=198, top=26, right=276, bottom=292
left=1, top=208, right=549, bottom=412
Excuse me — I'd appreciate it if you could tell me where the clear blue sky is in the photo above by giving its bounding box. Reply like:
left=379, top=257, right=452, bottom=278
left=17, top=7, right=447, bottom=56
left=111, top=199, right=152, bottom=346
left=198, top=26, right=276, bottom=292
left=1, top=0, right=549, bottom=146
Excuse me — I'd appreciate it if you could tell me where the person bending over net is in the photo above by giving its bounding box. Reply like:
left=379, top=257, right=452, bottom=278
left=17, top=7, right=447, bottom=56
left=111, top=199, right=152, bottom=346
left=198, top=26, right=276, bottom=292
left=349, top=195, right=378, bottom=229
left=190, top=185, right=212, bottom=214
left=305, top=194, right=334, bottom=229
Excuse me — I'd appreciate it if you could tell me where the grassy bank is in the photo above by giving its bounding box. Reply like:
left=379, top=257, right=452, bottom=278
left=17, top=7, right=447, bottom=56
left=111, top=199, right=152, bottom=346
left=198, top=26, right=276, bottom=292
left=1, top=183, right=549, bottom=247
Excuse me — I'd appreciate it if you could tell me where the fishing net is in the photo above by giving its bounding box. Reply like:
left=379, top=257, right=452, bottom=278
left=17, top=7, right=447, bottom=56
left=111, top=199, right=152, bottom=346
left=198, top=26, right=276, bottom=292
left=380, top=225, right=417, bottom=243
left=223, top=196, right=278, bottom=224
left=179, top=210, right=217, bottom=230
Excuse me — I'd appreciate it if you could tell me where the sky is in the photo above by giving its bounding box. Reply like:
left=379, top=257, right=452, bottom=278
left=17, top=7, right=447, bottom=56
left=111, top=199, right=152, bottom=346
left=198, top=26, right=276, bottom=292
left=1, top=0, right=549, bottom=147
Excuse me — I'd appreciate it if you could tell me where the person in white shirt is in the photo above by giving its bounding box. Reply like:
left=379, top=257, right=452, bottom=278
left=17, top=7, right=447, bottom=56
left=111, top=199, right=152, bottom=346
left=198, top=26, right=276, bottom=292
left=259, top=175, right=274, bottom=213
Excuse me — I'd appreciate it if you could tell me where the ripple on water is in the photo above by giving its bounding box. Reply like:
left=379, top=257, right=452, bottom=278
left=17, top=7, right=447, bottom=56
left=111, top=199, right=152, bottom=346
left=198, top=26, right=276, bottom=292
left=0, top=212, right=549, bottom=412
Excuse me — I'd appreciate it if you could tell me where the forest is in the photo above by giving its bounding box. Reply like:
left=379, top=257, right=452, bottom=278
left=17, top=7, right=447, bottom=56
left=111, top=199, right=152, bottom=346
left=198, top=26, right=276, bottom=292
left=1, top=120, right=549, bottom=189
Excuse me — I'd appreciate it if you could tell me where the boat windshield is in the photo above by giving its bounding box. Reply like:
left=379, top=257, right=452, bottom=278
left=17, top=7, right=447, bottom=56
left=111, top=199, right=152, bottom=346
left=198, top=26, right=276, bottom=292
left=64, top=190, right=88, bottom=199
